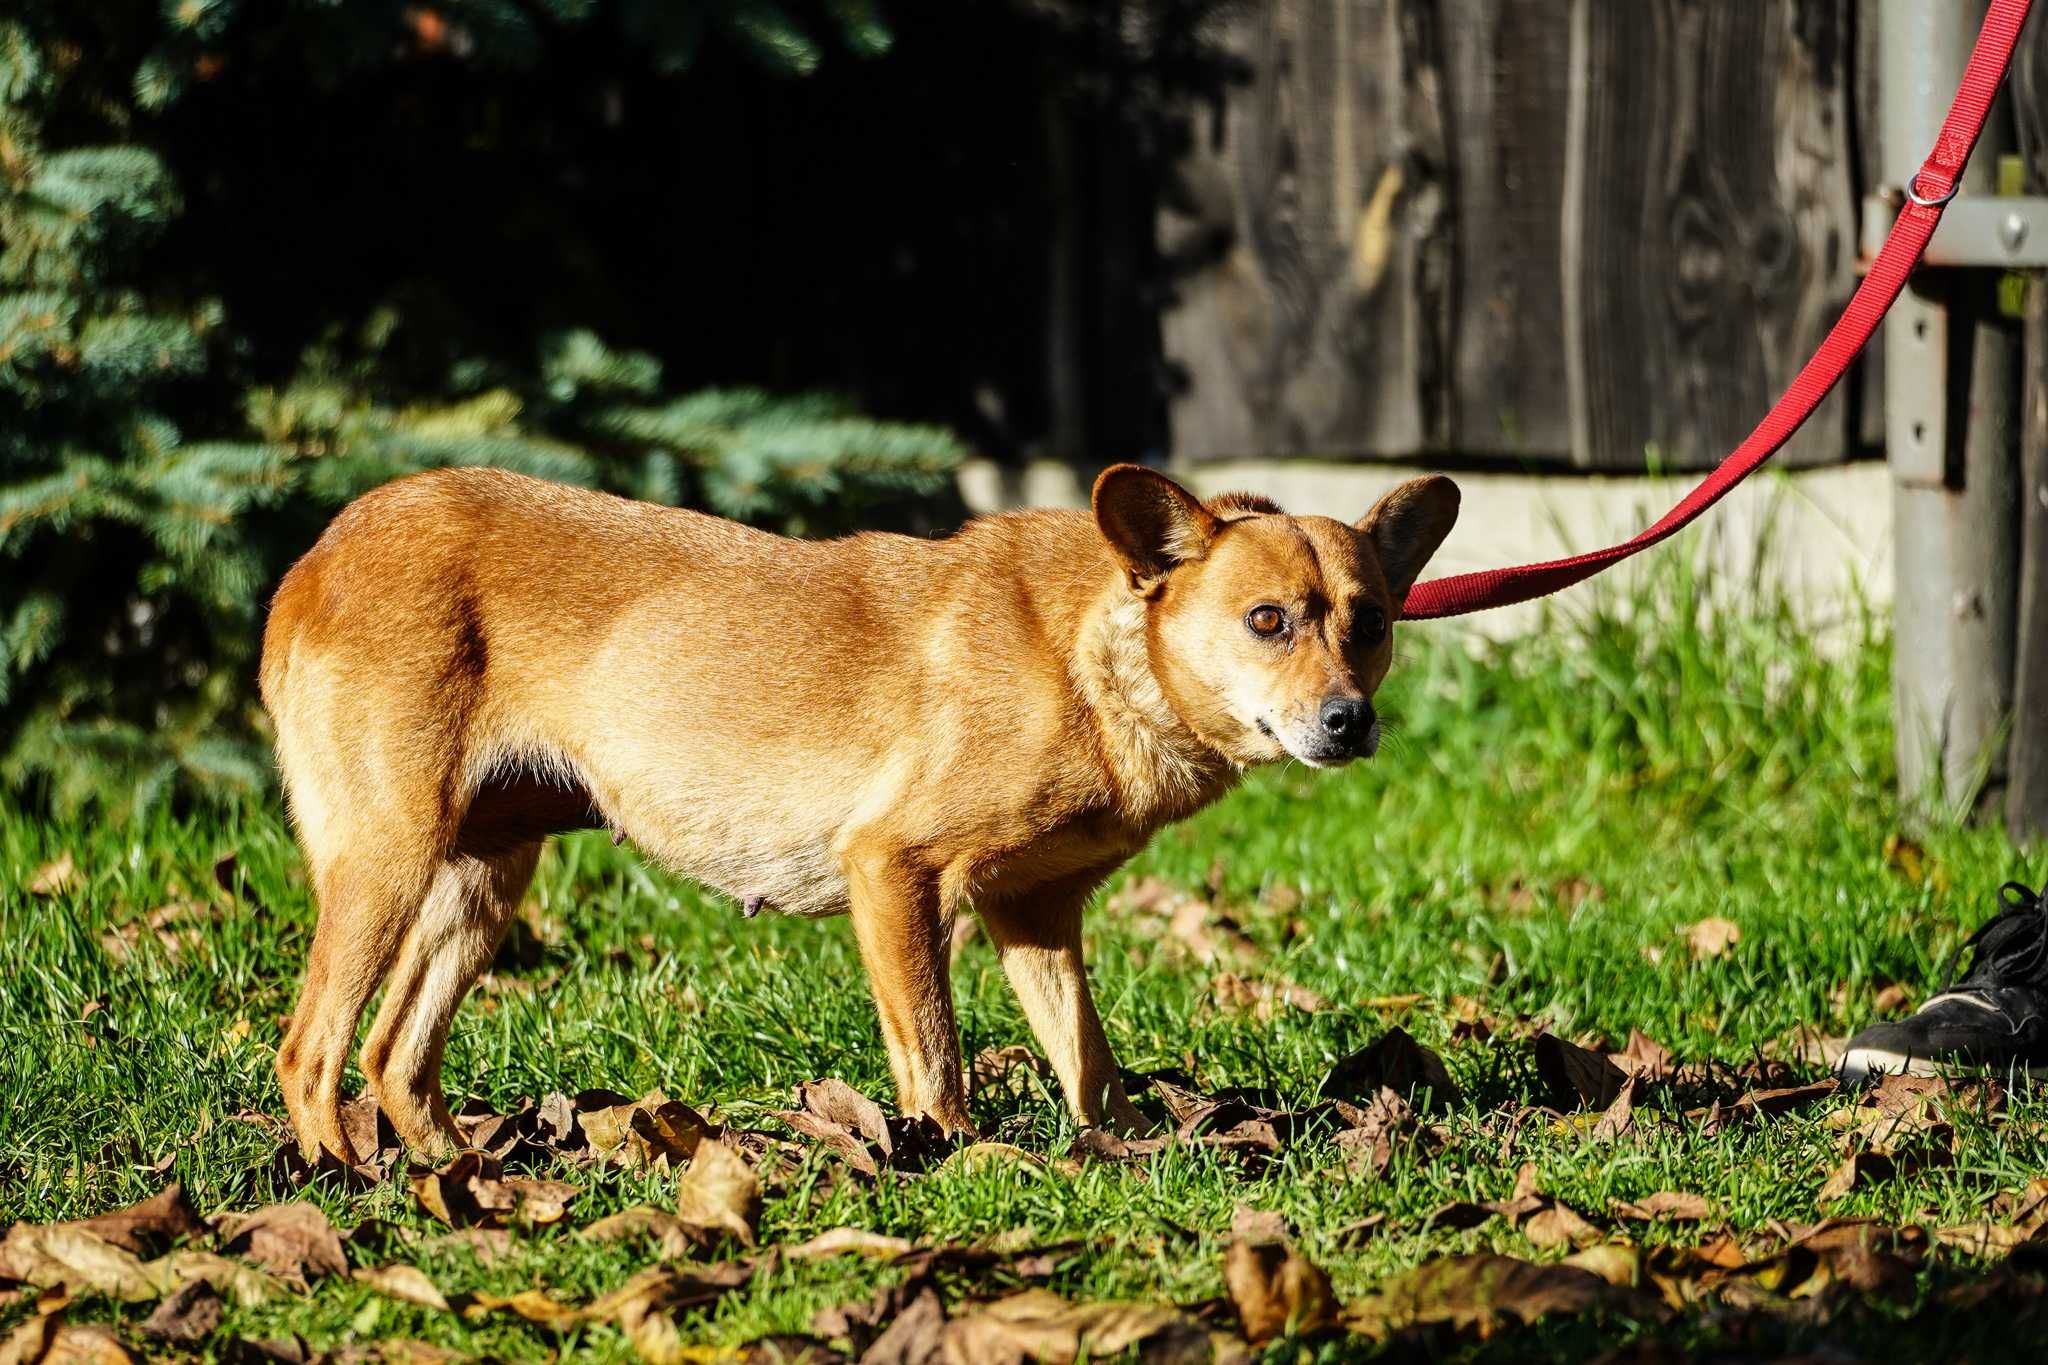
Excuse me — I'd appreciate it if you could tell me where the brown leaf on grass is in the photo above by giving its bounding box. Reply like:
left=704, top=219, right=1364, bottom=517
left=579, top=1207, right=697, bottom=1259
left=216, top=1203, right=348, bottom=1285
left=1562, top=1243, right=1641, bottom=1289
left=1210, top=972, right=1328, bottom=1021
left=1223, top=1238, right=1336, bottom=1342
left=939, top=1289, right=1207, bottom=1364
left=1345, top=1254, right=1631, bottom=1340
left=64, top=1186, right=204, bottom=1257
left=149, top=1251, right=284, bottom=1307
left=673, top=1139, right=761, bottom=1248
left=33, top=1322, right=133, bottom=1365
left=1534, top=1033, right=1627, bottom=1111
left=1684, top=917, right=1741, bottom=960
left=1610, top=1192, right=1713, bottom=1223
left=1723, top=1079, right=1839, bottom=1124
left=811, top=1276, right=936, bottom=1358
left=1612, top=1030, right=1675, bottom=1083
left=142, top=1281, right=222, bottom=1344
left=461, top=1289, right=585, bottom=1331
left=1934, top=1222, right=2044, bottom=1259
left=1590, top=1074, right=1642, bottom=1142
left=351, top=1265, right=450, bottom=1313
left=407, top=1152, right=579, bottom=1229
left=1319, top=1026, right=1460, bottom=1109
left=785, top=1228, right=917, bottom=1261
left=1331, top=1087, right=1447, bottom=1177
left=1228, top=1208, right=1290, bottom=1246
left=1523, top=1202, right=1604, bottom=1251
left=0, top=1226, right=161, bottom=1302
left=858, top=1280, right=945, bottom=1365
left=28, top=853, right=78, bottom=897
left=587, top=1262, right=758, bottom=1362
left=334, top=1100, right=404, bottom=1177
left=576, top=1091, right=712, bottom=1172
left=771, top=1077, right=946, bottom=1178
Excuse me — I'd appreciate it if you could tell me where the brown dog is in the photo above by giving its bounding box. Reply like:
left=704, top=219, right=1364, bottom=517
left=260, top=463, right=1458, bottom=1159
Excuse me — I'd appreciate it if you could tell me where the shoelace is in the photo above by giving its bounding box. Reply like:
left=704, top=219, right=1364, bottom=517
left=1940, top=881, right=2048, bottom=996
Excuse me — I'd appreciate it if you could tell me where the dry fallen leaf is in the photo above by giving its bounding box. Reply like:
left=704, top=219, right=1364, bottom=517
left=351, top=1265, right=451, bottom=1313
left=32, top=1321, right=133, bottom=1365
left=1228, top=1207, right=1290, bottom=1247
left=1223, top=1238, right=1337, bottom=1342
left=1819, top=1150, right=1897, bottom=1205
left=462, top=1289, right=586, bottom=1331
left=1562, top=1242, right=1641, bottom=1289
left=1523, top=1201, right=1604, bottom=1252
left=1684, top=917, right=1741, bottom=960
left=1590, top=1074, right=1641, bottom=1142
left=1320, top=1026, right=1460, bottom=1110
left=0, top=1225, right=161, bottom=1302
left=578, top=1207, right=697, bottom=1260
left=1346, top=1254, right=1627, bottom=1340
left=1610, top=1192, right=1712, bottom=1223
left=940, top=1288, right=1207, bottom=1363
left=1534, top=1033, right=1627, bottom=1111
left=216, top=1203, right=348, bottom=1285
left=407, top=1152, right=579, bottom=1230
left=141, top=1280, right=222, bottom=1345
left=672, top=1139, right=761, bottom=1248
left=27, top=853, right=78, bottom=897
left=146, top=1252, right=279, bottom=1309
left=576, top=1091, right=711, bottom=1171
left=38, top=1187, right=204, bottom=1260
left=784, top=1228, right=916, bottom=1261
left=1612, top=1030, right=1675, bottom=1082
left=587, top=1262, right=758, bottom=1363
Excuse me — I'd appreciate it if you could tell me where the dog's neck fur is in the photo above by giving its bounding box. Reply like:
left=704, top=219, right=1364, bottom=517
left=1071, top=588, right=1239, bottom=828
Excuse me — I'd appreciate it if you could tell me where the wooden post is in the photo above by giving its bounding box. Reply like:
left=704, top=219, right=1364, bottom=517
left=1881, top=0, right=2021, bottom=818
left=2010, top=17, right=2048, bottom=841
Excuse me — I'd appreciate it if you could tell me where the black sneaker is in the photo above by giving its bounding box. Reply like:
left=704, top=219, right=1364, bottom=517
left=1838, top=881, right=2048, bottom=1084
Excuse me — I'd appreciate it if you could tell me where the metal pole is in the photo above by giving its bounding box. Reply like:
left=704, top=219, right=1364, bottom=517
left=1881, top=0, right=2021, bottom=817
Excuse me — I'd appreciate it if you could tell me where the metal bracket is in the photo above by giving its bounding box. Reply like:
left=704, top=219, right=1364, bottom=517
left=1863, top=189, right=2048, bottom=268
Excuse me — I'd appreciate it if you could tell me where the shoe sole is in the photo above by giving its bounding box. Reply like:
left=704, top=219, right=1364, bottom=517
left=1837, top=1044, right=2048, bottom=1085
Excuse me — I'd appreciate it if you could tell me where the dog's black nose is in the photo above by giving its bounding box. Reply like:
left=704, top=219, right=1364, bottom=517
left=1319, top=696, right=1371, bottom=743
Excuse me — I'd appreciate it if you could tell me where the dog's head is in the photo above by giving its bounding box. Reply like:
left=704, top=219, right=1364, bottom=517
left=1092, top=465, right=1459, bottom=768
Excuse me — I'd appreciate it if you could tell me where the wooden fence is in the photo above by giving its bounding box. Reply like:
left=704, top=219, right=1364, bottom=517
left=1159, top=0, right=1891, bottom=471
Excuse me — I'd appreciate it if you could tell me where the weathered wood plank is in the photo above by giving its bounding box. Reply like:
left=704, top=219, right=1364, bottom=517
left=1564, top=0, right=1859, bottom=470
left=1443, top=0, right=1574, bottom=456
left=2007, top=10, right=2048, bottom=840
left=1161, top=0, right=1463, bottom=462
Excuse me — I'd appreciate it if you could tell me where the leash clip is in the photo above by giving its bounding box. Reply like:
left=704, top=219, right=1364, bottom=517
left=1906, top=167, right=1962, bottom=208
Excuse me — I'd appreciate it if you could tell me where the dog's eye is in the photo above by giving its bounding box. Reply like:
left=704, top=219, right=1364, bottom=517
left=1246, top=605, right=1287, bottom=638
left=1358, top=604, right=1388, bottom=645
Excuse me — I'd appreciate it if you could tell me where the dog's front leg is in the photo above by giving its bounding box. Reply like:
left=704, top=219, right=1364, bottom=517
left=978, top=879, right=1148, bottom=1134
left=843, top=845, right=973, bottom=1134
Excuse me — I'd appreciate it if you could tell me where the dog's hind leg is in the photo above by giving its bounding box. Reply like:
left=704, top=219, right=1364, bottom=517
left=276, top=849, right=438, bottom=1162
left=360, top=842, right=541, bottom=1154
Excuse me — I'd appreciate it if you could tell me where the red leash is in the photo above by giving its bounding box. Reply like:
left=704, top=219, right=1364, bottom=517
left=1401, top=0, right=2034, bottom=621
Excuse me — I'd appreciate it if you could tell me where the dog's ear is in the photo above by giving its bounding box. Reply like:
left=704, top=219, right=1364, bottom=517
left=1356, top=475, right=1460, bottom=598
left=1092, top=464, right=1220, bottom=593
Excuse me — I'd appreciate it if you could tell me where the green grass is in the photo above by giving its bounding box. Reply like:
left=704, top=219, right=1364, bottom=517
left=4, top=551, right=2046, bottom=1361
